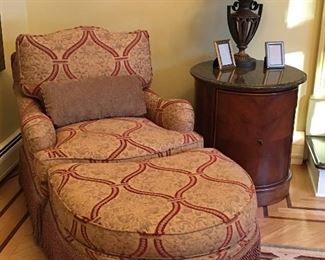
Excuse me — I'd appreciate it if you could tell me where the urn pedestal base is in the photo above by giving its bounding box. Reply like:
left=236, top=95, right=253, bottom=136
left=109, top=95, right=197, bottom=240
left=234, top=53, right=256, bottom=68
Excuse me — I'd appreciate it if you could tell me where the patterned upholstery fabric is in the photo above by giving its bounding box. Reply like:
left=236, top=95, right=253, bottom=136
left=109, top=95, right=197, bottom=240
left=54, top=228, right=259, bottom=260
left=48, top=148, right=259, bottom=259
left=32, top=117, right=203, bottom=197
left=144, top=89, right=195, bottom=132
left=16, top=26, right=152, bottom=99
left=14, top=83, right=56, bottom=152
left=12, top=26, right=201, bottom=198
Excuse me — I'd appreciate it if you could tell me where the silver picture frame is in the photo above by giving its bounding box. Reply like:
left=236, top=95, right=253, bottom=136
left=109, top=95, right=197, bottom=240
left=214, top=39, right=236, bottom=70
left=265, top=41, right=285, bottom=69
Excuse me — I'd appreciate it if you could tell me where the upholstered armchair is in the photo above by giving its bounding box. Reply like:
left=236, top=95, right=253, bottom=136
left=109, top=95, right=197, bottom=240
left=13, top=26, right=203, bottom=243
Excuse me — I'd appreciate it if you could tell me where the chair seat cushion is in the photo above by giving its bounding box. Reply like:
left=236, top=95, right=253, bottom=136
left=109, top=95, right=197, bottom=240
left=33, top=117, right=203, bottom=196
left=48, top=148, right=259, bottom=259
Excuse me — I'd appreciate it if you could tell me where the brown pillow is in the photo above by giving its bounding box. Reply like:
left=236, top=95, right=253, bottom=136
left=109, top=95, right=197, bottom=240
left=41, top=76, right=147, bottom=127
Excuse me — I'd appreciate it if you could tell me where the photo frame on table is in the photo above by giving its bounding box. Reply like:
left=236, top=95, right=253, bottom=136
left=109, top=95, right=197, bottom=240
left=265, top=41, right=285, bottom=69
left=214, top=39, right=236, bottom=70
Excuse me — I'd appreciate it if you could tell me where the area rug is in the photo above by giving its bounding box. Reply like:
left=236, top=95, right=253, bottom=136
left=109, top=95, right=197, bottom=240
left=261, top=245, right=325, bottom=259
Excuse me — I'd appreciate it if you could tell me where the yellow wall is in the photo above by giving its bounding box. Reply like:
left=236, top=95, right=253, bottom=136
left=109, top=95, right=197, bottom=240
left=0, top=0, right=27, bottom=143
left=0, top=0, right=323, bottom=142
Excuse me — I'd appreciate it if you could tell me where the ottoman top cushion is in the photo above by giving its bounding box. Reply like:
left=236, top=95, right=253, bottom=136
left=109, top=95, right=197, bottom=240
left=48, top=148, right=257, bottom=259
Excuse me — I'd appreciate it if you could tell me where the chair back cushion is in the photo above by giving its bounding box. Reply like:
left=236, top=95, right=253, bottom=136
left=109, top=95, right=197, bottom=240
left=16, top=26, right=152, bottom=99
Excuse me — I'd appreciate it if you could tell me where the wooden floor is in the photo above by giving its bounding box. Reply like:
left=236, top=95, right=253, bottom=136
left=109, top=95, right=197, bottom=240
left=258, top=164, right=325, bottom=250
left=0, top=164, right=324, bottom=259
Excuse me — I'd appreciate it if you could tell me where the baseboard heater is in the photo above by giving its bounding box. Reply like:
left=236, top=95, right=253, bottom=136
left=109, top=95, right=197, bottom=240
left=0, top=130, right=22, bottom=182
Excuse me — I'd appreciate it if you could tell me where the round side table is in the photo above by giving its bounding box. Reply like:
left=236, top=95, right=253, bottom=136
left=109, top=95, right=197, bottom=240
left=191, top=60, right=307, bottom=206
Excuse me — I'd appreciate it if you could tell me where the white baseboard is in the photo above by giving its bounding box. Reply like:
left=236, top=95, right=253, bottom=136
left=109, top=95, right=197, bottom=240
left=0, top=129, right=22, bottom=182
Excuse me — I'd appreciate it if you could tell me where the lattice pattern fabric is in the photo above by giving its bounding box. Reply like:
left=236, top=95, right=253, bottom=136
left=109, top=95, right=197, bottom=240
left=32, top=117, right=202, bottom=197
left=49, top=148, right=258, bottom=259
left=16, top=26, right=152, bottom=99
left=144, top=89, right=195, bottom=132
left=53, top=228, right=260, bottom=260
left=14, top=83, right=57, bottom=152
left=12, top=26, right=202, bottom=200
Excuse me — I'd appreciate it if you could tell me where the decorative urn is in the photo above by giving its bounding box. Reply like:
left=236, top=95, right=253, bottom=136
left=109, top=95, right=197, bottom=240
left=227, top=0, right=263, bottom=68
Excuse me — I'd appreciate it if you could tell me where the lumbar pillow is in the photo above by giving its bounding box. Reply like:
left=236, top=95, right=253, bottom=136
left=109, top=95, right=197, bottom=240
left=41, top=75, right=147, bottom=127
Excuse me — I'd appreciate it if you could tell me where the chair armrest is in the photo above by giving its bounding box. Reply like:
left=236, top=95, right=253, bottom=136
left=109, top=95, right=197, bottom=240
left=14, top=83, right=56, bottom=152
left=144, top=89, right=194, bottom=132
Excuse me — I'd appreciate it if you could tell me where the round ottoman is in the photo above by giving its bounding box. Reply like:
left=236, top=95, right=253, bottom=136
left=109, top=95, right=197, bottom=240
left=48, top=148, right=260, bottom=259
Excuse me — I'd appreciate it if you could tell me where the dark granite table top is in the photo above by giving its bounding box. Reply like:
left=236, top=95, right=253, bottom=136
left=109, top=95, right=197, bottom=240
left=190, top=60, right=307, bottom=93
